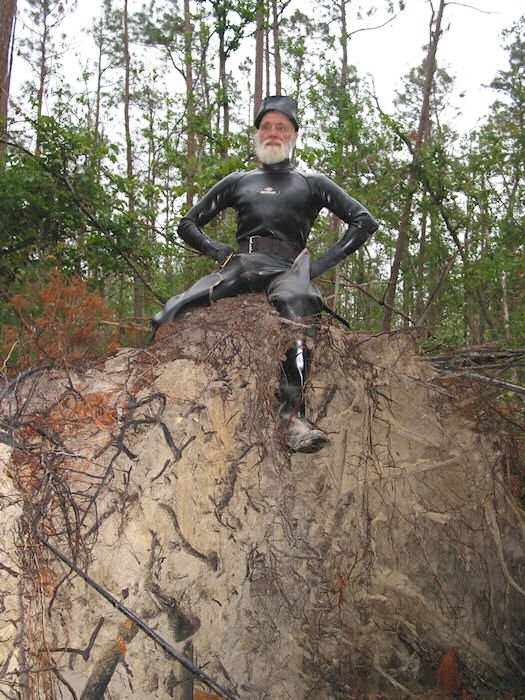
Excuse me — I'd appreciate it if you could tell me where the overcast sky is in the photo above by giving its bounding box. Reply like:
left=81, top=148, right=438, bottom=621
left=350, top=0, right=522, bottom=132
left=12, top=0, right=523, bottom=135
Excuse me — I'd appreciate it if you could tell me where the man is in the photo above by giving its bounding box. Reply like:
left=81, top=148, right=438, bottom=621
left=153, top=96, right=378, bottom=453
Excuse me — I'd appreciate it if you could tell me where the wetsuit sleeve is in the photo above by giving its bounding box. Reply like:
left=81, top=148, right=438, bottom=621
left=309, top=175, right=378, bottom=279
left=177, top=173, right=238, bottom=265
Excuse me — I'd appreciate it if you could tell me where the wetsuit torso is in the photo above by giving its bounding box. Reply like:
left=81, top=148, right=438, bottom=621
left=178, top=159, right=377, bottom=256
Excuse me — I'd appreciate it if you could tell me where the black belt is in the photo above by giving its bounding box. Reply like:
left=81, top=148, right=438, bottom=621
left=237, top=236, right=299, bottom=259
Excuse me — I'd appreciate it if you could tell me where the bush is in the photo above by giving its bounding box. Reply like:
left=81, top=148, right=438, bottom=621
left=1, top=270, right=119, bottom=372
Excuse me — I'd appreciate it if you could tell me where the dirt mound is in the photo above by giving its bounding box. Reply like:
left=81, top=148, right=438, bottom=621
left=1, top=296, right=523, bottom=699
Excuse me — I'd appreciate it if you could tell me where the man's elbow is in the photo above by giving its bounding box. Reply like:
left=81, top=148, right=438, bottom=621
left=177, top=217, right=194, bottom=244
left=362, top=212, right=379, bottom=236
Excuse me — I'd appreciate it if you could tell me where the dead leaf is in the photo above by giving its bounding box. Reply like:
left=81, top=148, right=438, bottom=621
left=336, top=575, right=348, bottom=607
left=116, top=635, right=127, bottom=654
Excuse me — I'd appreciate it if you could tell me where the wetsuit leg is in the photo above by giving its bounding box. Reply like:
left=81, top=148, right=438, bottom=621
left=278, top=339, right=330, bottom=453
left=266, top=249, right=323, bottom=323
left=152, top=257, right=248, bottom=330
left=267, top=250, right=329, bottom=452
left=152, top=252, right=295, bottom=332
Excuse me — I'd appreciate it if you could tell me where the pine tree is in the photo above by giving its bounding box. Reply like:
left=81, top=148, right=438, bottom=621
left=0, top=0, right=17, bottom=165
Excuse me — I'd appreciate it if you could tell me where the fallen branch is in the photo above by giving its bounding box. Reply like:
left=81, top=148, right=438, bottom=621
left=462, top=372, right=525, bottom=397
left=99, top=319, right=151, bottom=333
left=35, top=534, right=239, bottom=700
left=339, top=276, right=415, bottom=324
left=420, top=347, right=525, bottom=365
left=419, top=346, right=525, bottom=396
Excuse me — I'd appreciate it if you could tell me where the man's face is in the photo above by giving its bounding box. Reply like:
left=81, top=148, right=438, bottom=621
left=254, top=111, right=298, bottom=164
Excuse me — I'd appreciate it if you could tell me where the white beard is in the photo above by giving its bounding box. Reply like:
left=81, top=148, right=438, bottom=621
left=254, top=132, right=294, bottom=164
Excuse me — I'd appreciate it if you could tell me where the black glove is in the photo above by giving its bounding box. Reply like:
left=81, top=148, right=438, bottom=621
left=310, top=225, right=370, bottom=279
left=178, top=217, right=234, bottom=265
left=204, top=239, right=235, bottom=266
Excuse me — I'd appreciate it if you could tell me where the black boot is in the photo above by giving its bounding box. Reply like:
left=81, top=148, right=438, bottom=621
left=279, top=340, right=330, bottom=454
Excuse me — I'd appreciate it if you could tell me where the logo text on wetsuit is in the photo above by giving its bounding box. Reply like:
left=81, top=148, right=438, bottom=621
left=259, top=186, right=280, bottom=195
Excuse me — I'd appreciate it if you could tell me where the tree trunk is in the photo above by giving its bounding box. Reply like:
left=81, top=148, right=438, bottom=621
left=94, top=28, right=103, bottom=142
left=501, top=269, right=511, bottom=342
left=331, top=0, right=348, bottom=314
left=254, top=0, right=265, bottom=120
left=272, top=0, right=281, bottom=94
left=184, top=0, right=195, bottom=209
left=339, top=0, right=348, bottom=85
left=35, top=5, right=50, bottom=156
left=145, top=85, right=157, bottom=242
left=123, top=0, right=141, bottom=321
left=215, top=2, right=229, bottom=147
left=0, top=0, right=16, bottom=165
left=415, top=196, right=427, bottom=317
left=88, top=21, right=105, bottom=179
left=330, top=215, right=341, bottom=313
left=265, top=14, right=270, bottom=95
left=381, top=0, right=446, bottom=332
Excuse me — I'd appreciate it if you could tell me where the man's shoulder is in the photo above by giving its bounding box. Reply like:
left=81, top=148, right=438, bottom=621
left=203, top=168, right=255, bottom=195
left=218, top=168, right=251, bottom=183
left=292, top=167, right=337, bottom=192
left=216, top=166, right=262, bottom=186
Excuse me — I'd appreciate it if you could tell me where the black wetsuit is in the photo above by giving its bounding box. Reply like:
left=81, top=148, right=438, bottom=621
left=153, top=159, right=378, bottom=329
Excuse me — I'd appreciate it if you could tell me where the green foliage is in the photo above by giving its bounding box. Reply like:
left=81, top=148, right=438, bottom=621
left=1, top=117, right=111, bottom=279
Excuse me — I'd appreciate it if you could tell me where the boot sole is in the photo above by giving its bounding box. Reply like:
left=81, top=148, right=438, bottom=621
left=288, top=432, right=330, bottom=454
